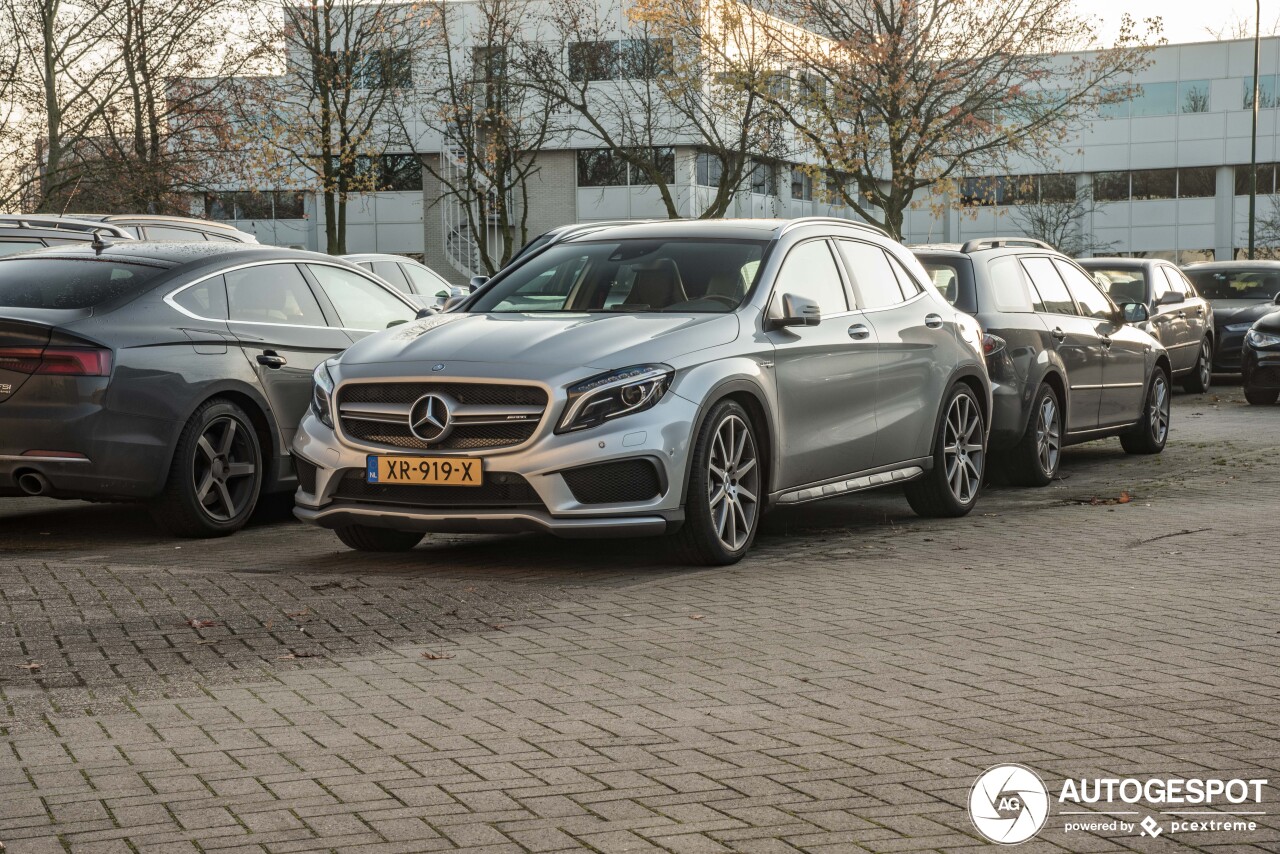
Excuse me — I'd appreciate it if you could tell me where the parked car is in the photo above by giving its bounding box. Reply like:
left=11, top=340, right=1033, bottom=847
left=913, top=238, right=1172, bottom=487
left=1079, top=258, right=1213, bottom=393
left=1182, top=261, right=1280, bottom=372
left=0, top=241, right=424, bottom=536
left=1241, top=310, right=1280, bottom=405
left=294, top=217, right=993, bottom=565
left=72, top=214, right=258, bottom=244
left=342, top=253, right=458, bottom=306
left=0, top=215, right=134, bottom=256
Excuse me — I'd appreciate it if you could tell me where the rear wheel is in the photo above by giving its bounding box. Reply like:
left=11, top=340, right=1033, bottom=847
left=1244, top=386, right=1279, bottom=405
left=1003, top=383, right=1061, bottom=487
left=151, top=399, right=263, bottom=537
left=905, top=384, right=985, bottom=518
left=672, top=400, right=761, bottom=566
left=1182, top=338, right=1212, bottom=393
left=334, top=525, right=424, bottom=552
left=1121, top=369, right=1170, bottom=454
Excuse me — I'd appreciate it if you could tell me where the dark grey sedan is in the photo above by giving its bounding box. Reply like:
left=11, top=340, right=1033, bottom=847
left=0, top=242, right=422, bottom=536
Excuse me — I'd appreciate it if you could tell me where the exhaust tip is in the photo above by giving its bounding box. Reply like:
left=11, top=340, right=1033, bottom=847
left=17, top=471, right=50, bottom=496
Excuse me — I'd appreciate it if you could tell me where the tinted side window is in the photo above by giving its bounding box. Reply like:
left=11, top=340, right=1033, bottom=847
left=1150, top=266, right=1174, bottom=304
left=403, top=263, right=449, bottom=297
left=774, top=240, right=848, bottom=315
left=226, top=264, right=326, bottom=326
left=987, top=257, right=1035, bottom=312
left=173, top=276, right=229, bottom=319
left=372, top=261, right=411, bottom=293
left=308, top=264, right=415, bottom=330
left=836, top=240, right=900, bottom=309
left=1020, top=257, right=1077, bottom=315
left=1161, top=266, right=1188, bottom=297
left=1055, top=260, right=1116, bottom=320
left=885, top=253, right=924, bottom=300
left=0, top=258, right=163, bottom=309
left=0, top=239, right=43, bottom=257
left=143, top=225, right=207, bottom=241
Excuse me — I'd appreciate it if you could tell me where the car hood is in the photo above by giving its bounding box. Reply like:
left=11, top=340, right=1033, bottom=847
left=340, top=311, right=740, bottom=370
left=1251, top=307, right=1280, bottom=333
left=1211, top=300, right=1279, bottom=326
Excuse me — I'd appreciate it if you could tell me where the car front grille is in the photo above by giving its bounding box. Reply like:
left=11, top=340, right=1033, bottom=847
left=331, top=470, right=543, bottom=508
left=336, top=381, right=548, bottom=452
left=561, top=459, right=663, bottom=504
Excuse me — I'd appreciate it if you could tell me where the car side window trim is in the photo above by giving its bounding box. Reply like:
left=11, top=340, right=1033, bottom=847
left=834, top=238, right=927, bottom=314
left=165, top=259, right=415, bottom=332
left=768, top=237, right=856, bottom=318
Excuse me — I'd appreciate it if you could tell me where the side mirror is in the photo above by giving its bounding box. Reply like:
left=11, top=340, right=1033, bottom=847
left=387, top=319, right=409, bottom=328
left=1273, top=292, right=1280, bottom=306
left=415, top=307, right=437, bottom=319
left=442, top=294, right=467, bottom=311
left=1157, top=291, right=1181, bottom=307
left=468, top=276, right=488, bottom=292
left=769, top=293, right=821, bottom=330
left=1121, top=302, right=1150, bottom=324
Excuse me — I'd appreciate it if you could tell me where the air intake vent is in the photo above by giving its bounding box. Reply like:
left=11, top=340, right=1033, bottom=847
left=562, top=459, right=662, bottom=504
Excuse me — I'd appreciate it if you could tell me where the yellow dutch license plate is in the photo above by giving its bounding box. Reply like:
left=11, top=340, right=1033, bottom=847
left=366, top=455, right=483, bottom=486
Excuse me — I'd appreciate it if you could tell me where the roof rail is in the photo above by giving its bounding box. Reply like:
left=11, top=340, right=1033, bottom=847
left=960, top=237, right=1056, bottom=253
left=0, top=214, right=128, bottom=235
left=779, top=216, right=889, bottom=239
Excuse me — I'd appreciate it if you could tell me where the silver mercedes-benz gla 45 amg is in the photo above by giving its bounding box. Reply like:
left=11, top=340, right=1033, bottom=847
left=293, top=218, right=992, bottom=564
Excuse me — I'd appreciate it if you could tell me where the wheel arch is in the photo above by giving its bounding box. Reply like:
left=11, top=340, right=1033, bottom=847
left=929, top=366, right=990, bottom=456
left=171, top=382, right=284, bottom=487
left=677, top=378, right=775, bottom=510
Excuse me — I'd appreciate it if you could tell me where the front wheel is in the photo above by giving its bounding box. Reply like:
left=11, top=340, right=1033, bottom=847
left=1182, top=338, right=1212, bottom=393
left=151, top=398, right=263, bottom=537
left=671, top=400, right=762, bottom=566
left=1244, top=386, right=1279, bottom=405
left=905, top=384, right=985, bottom=518
left=1120, top=369, right=1171, bottom=454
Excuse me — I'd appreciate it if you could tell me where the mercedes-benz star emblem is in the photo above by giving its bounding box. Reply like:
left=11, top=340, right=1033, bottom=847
left=408, top=394, right=452, bottom=442
left=431, top=363, right=446, bottom=372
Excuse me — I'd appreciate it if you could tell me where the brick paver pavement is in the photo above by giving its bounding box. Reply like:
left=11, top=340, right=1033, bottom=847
left=1, top=387, right=1278, bottom=853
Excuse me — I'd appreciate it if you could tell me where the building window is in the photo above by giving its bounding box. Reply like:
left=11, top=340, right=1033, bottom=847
left=378, top=154, right=422, bottom=191
left=1093, top=171, right=1129, bottom=202
left=336, top=49, right=412, bottom=89
left=1178, top=80, right=1210, bottom=113
left=569, top=39, right=670, bottom=81
left=1244, top=75, right=1278, bottom=109
left=1130, top=82, right=1176, bottom=117
left=1177, top=167, right=1216, bottom=199
left=1098, top=86, right=1129, bottom=119
left=576, top=148, right=674, bottom=186
left=960, top=174, right=1076, bottom=206
left=749, top=160, right=777, bottom=195
left=1039, top=174, right=1076, bottom=203
left=1235, top=163, right=1278, bottom=196
left=1131, top=170, right=1177, bottom=201
left=790, top=168, right=813, bottom=200
left=696, top=152, right=723, bottom=188
left=568, top=41, right=618, bottom=81
left=204, top=190, right=306, bottom=221
left=472, top=46, right=507, bottom=81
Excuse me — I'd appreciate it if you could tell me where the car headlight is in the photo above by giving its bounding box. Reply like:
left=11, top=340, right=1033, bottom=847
left=556, top=364, right=673, bottom=433
left=311, top=359, right=336, bottom=428
left=1225, top=322, right=1256, bottom=332
left=1245, top=329, right=1280, bottom=349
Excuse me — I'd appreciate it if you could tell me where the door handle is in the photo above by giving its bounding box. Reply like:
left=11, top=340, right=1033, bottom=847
left=923, top=313, right=944, bottom=329
left=1051, top=327, right=1066, bottom=341
left=1100, top=335, right=1112, bottom=349
left=1176, top=311, right=1186, bottom=319
left=848, top=324, right=870, bottom=340
left=256, top=351, right=287, bottom=369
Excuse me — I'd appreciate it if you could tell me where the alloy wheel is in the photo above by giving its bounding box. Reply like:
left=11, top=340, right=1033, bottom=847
left=1149, top=374, right=1170, bottom=445
left=1035, top=395, right=1061, bottom=477
left=1199, top=341, right=1212, bottom=389
left=707, top=413, right=759, bottom=552
left=943, top=392, right=984, bottom=505
left=192, top=416, right=258, bottom=522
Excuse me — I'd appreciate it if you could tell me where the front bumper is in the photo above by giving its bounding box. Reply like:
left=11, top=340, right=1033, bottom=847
left=292, top=388, right=700, bottom=538
left=1242, top=345, right=1280, bottom=391
left=1214, top=328, right=1246, bottom=371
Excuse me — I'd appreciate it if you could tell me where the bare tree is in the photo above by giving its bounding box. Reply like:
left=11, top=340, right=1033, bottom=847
left=229, top=0, right=425, bottom=254
left=1257, top=194, right=1280, bottom=258
left=751, top=0, right=1159, bottom=239
left=0, top=14, right=27, bottom=209
left=1010, top=181, right=1116, bottom=257
left=394, top=0, right=562, bottom=274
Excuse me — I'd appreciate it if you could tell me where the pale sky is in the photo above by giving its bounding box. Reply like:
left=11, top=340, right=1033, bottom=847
left=1073, top=0, right=1278, bottom=46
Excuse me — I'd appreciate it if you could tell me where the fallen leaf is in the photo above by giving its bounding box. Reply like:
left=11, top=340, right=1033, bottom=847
left=264, top=619, right=273, bottom=630
left=186, top=619, right=218, bottom=628
left=14, top=662, right=43, bottom=672
left=491, top=624, right=507, bottom=630
left=420, top=651, right=455, bottom=660
left=689, top=614, right=704, bottom=620
left=1117, top=491, right=1132, bottom=504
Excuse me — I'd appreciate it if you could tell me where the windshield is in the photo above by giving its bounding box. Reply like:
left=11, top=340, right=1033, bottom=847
left=1087, top=267, right=1148, bottom=306
left=470, top=239, right=767, bottom=314
left=0, top=257, right=165, bottom=309
left=1185, top=268, right=1280, bottom=301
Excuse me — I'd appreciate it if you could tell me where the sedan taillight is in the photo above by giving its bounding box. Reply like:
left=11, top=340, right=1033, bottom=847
left=0, top=346, right=112, bottom=376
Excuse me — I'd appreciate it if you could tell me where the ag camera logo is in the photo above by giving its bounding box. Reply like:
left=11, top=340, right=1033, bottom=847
left=969, top=764, right=1050, bottom=844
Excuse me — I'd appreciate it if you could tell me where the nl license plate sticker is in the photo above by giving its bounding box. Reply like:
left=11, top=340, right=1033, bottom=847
left=366, top=455, right=483, bottom=486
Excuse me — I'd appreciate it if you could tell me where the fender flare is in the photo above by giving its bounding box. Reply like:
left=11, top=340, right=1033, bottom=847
left=926, top=365, right=991, bottom=456
left=172, top=381, right=286, bottom=463
left=676, top=377, right=776, bottom=508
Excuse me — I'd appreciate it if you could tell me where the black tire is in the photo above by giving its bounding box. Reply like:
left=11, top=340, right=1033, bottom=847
left=1244, top=386, right=1279, bottom=405
left=905, top=384, right=986, bottom=518
left=1182, top=338, right=1212, bottom=394
left=151, top=398, right=264, bottom=537
left=1120, top=368, right=1171, bottom=455
left=1002, top=383, right=1062, bottom=487
left=334, top=525, right=424, bottom=552
left=671, top=399, right=762, bottom=566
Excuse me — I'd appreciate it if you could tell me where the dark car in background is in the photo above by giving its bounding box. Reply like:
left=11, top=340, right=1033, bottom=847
left=1241, top=311, right=1280, bottom=405
left=915, top=238, right=1172, bottom=487
left=0, top=215, right=134, bottom=256
left=72, top=214, right=258, bottom=243
left=1079, top=258, right=1213, bottom=393
left=0, top=242, right=422, bottom=536
left=1182, top=261, right=1280, bottom=372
